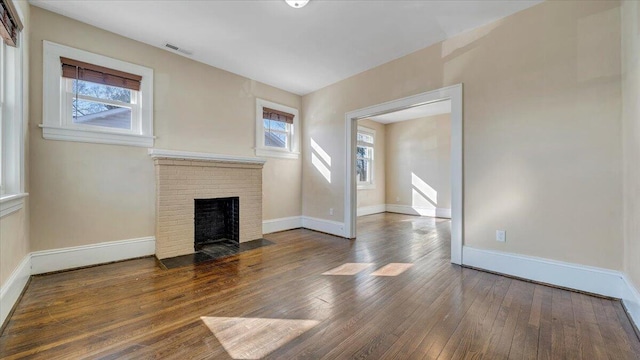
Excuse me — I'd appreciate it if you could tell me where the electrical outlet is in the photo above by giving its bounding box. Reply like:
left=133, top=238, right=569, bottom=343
left=329, top=208, right=334, bottom=216
left=396, top=196, right=400, bottom=202
left=496, top=230, right=506, bottom=242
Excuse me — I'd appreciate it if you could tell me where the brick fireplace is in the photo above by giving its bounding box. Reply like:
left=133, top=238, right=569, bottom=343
left=150, top=149, right=265, bottom=259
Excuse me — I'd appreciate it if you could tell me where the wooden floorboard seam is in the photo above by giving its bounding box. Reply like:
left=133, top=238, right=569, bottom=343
left=0, top=213, right=638, bottom=359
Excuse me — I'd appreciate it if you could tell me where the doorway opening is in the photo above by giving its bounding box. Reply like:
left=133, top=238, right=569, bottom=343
left=344, top=84, right=463, bottom=264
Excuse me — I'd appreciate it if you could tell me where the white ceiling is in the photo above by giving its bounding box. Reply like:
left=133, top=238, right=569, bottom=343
left=30, top=0, right=542, bottom=96
left=367, top=99, right=451, bottom=124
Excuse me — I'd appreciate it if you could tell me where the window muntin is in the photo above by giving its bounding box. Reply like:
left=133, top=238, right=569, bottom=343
left=263, top=118, right=290, bottom=149
left=357, top=127, right=375, bottom=186
left=72, top=79, right=132, bottom=101
left=65, top=79, right=138, bottom=131
left=357, top=132, right=374, bottom=144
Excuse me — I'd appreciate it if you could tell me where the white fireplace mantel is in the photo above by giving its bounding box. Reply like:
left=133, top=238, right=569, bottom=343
left=148, top=148, right=266, bottom=165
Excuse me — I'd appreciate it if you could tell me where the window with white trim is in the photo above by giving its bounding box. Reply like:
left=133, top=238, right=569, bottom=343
left=1, top=36, right=5, bottom=196
left=255, top=98, right=300, bottom=159
left=356, top=126, right=375, bottom=188
left=0, top=0, right=27, bottom=218
left=41, top=41, right=154, bottom=147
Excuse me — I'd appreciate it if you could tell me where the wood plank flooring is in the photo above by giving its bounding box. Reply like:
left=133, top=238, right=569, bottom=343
left=1, top=213, right=639, bottom=359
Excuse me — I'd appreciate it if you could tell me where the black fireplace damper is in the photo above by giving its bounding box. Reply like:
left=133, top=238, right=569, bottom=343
left=194, top=197, right=239, bottom=251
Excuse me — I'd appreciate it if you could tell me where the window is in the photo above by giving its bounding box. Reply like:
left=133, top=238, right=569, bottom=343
left=61, top=56, right=141, bottom=132
left=0, top=0, right=26, bottom=218
left=42, top=41, right=154, bottom=147
left=1, top=36, right=5, bottom=195
left=255, top=98, right=299, bottom=159
left=264, top=118, right=289, bottom=149
left=357, top=127, right=375, bottom=189
left=66, top=79, right=136, bottom=131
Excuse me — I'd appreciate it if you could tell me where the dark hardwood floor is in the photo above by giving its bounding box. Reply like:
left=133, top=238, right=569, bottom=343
left=1, top=213, right=639, bottom=359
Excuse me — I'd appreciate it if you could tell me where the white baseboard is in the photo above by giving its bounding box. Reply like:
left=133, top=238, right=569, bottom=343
left=621, top=275, right=640, bottom=331
left=462, top=246, right=624, bottom=298
left=462, top=246, right=640, bottom=330
left=263, top=216, right=346, bottom=238
left=385, top=204, right=452, bottom=219
left=1, top=236, right=155, bottom=328
left=435, top=208, right=452, bottom=218
left=0, top=255, right=31, bottom=327
left=31, top=236, right=156, bottom=275
left=357, top=204, right=386, bottom=217
left=263, top=216, right=302, bottom=234
left=301, top=216, right=346, bottom=238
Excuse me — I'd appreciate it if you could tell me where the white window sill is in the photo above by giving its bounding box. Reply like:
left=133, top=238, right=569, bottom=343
left=0, top=193, right=28, bottom=218
left=357, top=183, right=376, bottom=190
left=255, top=147, right=300, bottom=160
left=40, top=125, right=155, bottom=147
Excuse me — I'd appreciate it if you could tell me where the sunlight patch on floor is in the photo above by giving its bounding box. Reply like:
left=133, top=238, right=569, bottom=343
left=321, top=263, right=374, bottom=276
left=371, top=263, right=413, bottom=277
left=201, top=317, right=320, bottom=359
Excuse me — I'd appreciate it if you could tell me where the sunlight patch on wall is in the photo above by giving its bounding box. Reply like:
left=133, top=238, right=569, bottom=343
left=311, top=138, right=331, bottom=166
left=311, top=138, right=331, bottom=183
left=411, top=172, right=438, bottom=212
left=312, top=153, right=331, bottom=183
left=411, top=172, right=437, bottom=204
left=412, top=189, right=437, bottom=211
left=371, top=263, right=413, bottom=276
left=321, top=263, right=375, bottom=276
left=201, top=317, right=320, bottom=359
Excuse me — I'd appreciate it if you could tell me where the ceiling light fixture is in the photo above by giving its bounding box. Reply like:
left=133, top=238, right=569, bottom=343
left=285, top=0, right=309, bottom=8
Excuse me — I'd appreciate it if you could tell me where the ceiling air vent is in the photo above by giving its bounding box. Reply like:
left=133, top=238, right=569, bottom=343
left=164, top=43, right=193, bottom=56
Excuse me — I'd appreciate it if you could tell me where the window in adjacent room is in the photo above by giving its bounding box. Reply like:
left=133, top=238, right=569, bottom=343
left=255, top=98, right=299, bottom=159
left=41, top=41, right=154, bottom=147
left=356, top=126, right=375, bottom=189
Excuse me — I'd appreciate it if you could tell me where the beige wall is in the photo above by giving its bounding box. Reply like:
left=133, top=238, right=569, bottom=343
left=356, top=119, right=385, bottom=209
left=622, top=0, right=640, bottom=290
left=28, top=6, right=302, bottom=252
left=302, top=0, right=623, bottom=269
left=385, top=114, right=451, bottom=211
left=1, top=0, right=30, bottom=288
left=0, top=208, right=29, bottom=286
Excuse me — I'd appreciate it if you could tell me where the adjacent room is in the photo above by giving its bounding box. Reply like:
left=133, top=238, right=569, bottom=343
left=356, top=100, right=452, bottom=220
left=1, top=0, right=640, bottom=358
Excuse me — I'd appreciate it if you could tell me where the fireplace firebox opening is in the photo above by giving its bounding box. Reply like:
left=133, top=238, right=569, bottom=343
left=194, top=197, right=239, bottom=251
